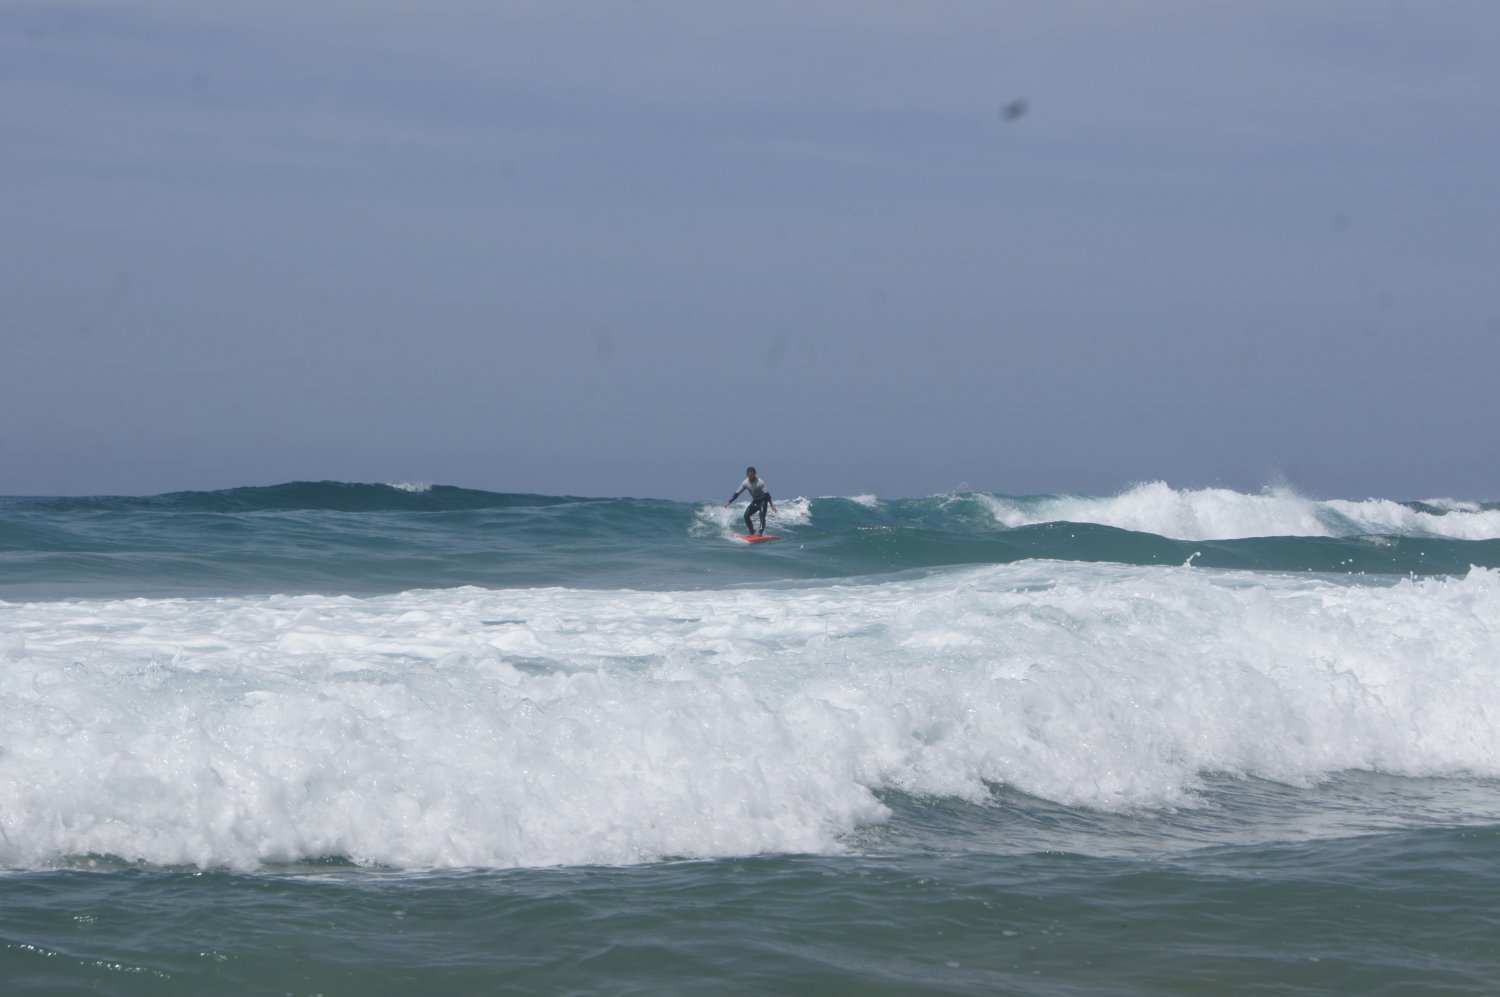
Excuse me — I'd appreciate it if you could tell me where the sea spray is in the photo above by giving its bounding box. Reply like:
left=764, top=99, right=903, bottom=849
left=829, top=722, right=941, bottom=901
left=975, top=481, right=1500, bottom=541
left=4, top=561, right=1497, bottom=871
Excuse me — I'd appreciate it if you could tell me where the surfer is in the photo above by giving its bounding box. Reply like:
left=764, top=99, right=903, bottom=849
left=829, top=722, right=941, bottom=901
left=726, top=467, right=777, bottom=536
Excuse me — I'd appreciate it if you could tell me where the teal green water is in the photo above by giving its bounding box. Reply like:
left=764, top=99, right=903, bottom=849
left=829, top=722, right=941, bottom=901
left=3, top=481, right=1499, bottom=992
left=3, top=483, right=1497, bottom=599
left=5, top=815, right=1498, bottom=993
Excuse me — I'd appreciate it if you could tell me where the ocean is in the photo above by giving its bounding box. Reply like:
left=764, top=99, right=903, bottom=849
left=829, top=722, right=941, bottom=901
left=2, top=480, right=1498, bottom=994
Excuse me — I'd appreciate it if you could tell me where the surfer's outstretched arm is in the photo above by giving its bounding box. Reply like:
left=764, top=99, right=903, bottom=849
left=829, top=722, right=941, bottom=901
left=725, top=468, right=760, bottom=509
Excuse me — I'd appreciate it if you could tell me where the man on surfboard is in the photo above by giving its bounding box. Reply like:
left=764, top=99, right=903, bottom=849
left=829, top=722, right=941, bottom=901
left=726, top=467, right=777, bottom=536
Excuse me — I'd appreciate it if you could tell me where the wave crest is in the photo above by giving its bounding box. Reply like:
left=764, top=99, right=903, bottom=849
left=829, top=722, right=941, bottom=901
left=978, top=482, right=1500, bottom=542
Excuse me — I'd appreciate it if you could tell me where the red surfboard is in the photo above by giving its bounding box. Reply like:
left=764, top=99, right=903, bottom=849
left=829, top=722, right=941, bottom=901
left=737, top=534, right=780, bottom=543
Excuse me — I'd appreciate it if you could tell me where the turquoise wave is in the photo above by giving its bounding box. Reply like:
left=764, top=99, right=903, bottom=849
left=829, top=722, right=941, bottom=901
left=5, top=480, right=584, bottom=513
left=3, top=481, right=1500, bottom=599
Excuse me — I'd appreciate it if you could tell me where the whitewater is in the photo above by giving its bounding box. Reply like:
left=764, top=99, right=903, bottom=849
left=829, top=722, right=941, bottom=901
left=4, top=562, right=1500, bottom=871
left=2, top=479, right=1499, bottom=992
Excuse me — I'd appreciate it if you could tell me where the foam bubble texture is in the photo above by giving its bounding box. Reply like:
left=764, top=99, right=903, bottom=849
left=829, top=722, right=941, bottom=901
left=2, top=562, right=1498, bottom=869
left=982, top=481, right=1500, bottom=540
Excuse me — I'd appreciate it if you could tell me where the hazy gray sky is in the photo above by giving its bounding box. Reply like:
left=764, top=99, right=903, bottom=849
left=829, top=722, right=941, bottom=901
left=4, top=1, right=1498, bottom=500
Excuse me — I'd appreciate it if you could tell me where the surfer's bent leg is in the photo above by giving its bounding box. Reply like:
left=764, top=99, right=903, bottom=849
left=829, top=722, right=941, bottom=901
left=744, top=501, right=757, bottom=535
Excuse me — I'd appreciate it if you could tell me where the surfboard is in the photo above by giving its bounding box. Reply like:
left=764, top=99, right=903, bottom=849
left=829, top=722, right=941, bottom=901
left=737, top=534, right=780, bottom=543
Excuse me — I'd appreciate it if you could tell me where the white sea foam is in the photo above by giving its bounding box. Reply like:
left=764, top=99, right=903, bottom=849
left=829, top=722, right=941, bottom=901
left=1322, top=496, right=1500, bottom=540
left=2, top=563, right=1499, bottom=871
left=981, top=481, right=1500, bottom=541
left=1422, top=498, right=1483, bottom=513
left=695, top=497, right=812, bottom=538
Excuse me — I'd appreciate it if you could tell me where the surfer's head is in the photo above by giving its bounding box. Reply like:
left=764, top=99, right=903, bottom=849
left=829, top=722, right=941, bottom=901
left=746, top=467, right=757, bottom=478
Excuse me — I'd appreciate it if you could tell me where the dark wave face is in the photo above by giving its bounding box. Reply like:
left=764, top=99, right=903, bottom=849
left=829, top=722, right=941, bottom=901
left=3, top=480, right=1499, bottom=600
left=7, top=481, right=587, bottom=514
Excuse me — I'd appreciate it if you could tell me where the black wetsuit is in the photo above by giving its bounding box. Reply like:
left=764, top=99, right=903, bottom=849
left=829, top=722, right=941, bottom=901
left=730, top=476, right=773, bottom=535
